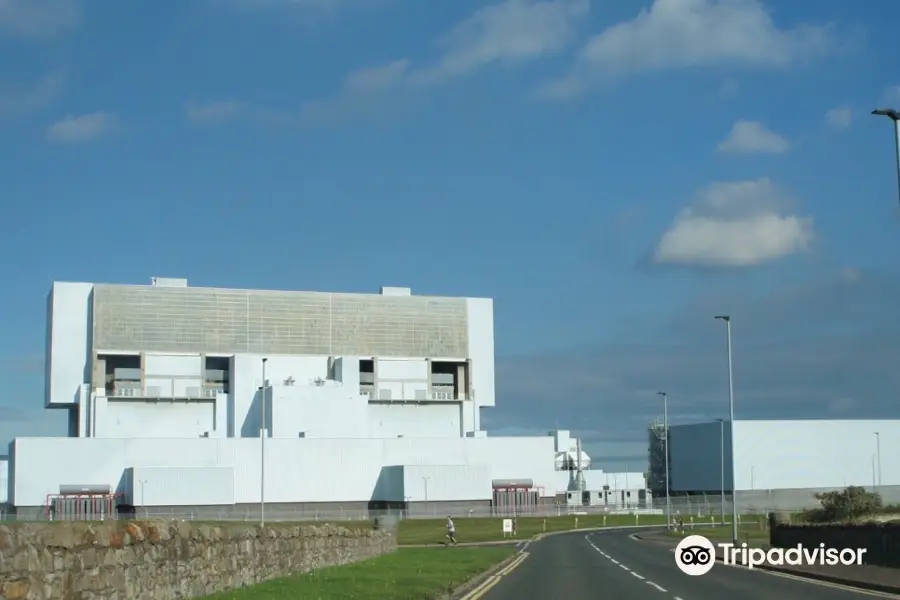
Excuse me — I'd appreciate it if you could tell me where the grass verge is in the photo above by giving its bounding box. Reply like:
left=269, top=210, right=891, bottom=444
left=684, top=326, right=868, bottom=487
left=666, top=524, right=769, bottom=545
left=200, top=547, right=516, bottom=600
left=397, top=513, right=668, bottom=545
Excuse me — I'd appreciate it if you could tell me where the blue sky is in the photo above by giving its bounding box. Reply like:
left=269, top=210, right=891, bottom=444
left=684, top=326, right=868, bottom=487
left=2, top=0, right=900, bottom=469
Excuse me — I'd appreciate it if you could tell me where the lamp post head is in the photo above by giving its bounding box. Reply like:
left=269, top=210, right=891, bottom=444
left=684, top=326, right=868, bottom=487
left=714, top=315, right=730, bottom=322
left=262, top=357, right=268, bottom=364
left=657, top=391, right=666, bottom=397
left=872, top=108, right=900, bottom=120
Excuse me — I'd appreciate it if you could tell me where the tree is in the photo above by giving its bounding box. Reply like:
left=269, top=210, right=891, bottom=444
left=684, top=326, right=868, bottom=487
left=809, top=486, right=883, bottom=523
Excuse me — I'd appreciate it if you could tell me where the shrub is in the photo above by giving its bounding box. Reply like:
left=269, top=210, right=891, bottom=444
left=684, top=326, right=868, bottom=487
left=802, top=486, right=883, bottom=523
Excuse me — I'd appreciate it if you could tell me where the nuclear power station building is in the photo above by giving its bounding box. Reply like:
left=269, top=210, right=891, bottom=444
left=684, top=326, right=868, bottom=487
left=3, top=277, right=647, bottom=518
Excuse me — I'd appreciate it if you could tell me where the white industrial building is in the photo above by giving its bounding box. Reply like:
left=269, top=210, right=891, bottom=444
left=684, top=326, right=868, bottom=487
left=4, top=277, right=647, bottom=518
left=667, top=419, right=900, bottom=510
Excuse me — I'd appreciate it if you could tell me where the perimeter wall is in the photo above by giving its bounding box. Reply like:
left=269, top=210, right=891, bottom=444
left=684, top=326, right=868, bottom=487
left=0, top=520, right=394, bottom=600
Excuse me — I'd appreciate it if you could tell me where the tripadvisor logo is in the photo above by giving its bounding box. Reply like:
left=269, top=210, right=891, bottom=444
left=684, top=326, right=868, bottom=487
left=674, top=534, right=867, bottom=576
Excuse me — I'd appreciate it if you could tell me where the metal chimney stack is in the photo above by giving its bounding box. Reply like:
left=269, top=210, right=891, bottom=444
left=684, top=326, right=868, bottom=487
left=574, top=437, right=586, bottom=493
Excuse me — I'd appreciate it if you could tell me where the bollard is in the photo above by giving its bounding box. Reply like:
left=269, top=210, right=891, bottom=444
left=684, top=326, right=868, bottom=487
left=543, top=518, right=547, bottom=532
left=689, top=516, right=694, bottom=529
left=575, top=517, right=579, bottom=529
left=603, top=515, right=607, bottom=527
left=635, top=514, right=639, bottom=525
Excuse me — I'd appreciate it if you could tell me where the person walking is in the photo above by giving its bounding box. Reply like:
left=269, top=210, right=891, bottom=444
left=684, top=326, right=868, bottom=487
left=446, top=515, right=458, bottom=546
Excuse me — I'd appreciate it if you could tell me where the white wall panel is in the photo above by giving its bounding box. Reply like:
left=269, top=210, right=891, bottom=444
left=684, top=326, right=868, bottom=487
left=129, top=466, right=234, bottom=506
left=402, top=464, right=492, bottom=502
left=382, top=437, right=466, bottom=466
left=368, top=405, right=460, bottom=438
left=669, top=419, right=900, bottom=492
left=104, top=400, right=215, bottom=438
left=333, top=357, right=360, bottom=389
left=465, top=298, right=495, bottom=408
left=11, top=434, right=558, bottom=506
left=376, top=359, right=427, bottom=380
left=270, top=386, right=368, bottom=438
left=232, top=354, right=330, bottom=437
left=0, top=458, right=8, bottom=504
left=733, top=420, right=900, bottom=490
left=46, top=282, right=93, bottom=407
left=144, top=354, right=201, bottom=377
left=471, top=437, right=556, bottom=495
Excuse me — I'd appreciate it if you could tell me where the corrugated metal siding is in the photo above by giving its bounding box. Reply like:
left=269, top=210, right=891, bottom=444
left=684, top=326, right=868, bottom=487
left=128, top=466, right=234, bottom=506
left=733, top=419, right=900, bottom=490
left=10, top=436, right=557, bottom=506
left=0, top=458, right=8, bottom=504
left=670, top=419, right=900, bottom=492
left=402, top=464, right=492, bottom=501
left=92, top=285, right=468, bottom=358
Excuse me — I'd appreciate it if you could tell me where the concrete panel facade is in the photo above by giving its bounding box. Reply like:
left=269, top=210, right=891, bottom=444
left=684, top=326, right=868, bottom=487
left=9, top=435, right=558, bottom=508
left=11, top=278, right=573, bottom=511
left=669, top=419, right=900, bottom=494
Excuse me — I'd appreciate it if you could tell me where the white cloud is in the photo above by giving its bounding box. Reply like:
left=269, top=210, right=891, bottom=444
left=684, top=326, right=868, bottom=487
left=652, top=178, right=814, bottom=267
left=538, top=0, right=834, bottom=99
left=185, top=100, right=245, bottom=124
left=824, top=107, right=852, bottom=130
left=408, top=0, right=589, bottom=86
left=290, top=0, right=587, bottom=124
left=717, top=120, right=789, bottom=154
left=0, top=0, right=79, bottom=37
left=0, top=72, right=64, bottom=115
left=46, top=112, right=118, bottom=143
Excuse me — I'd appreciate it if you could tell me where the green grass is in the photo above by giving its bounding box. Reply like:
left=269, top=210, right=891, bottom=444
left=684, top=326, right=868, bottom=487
left=200, top=547, right=516, bottom=600
left=188, top=520, right=373, bottom=529
left=666, top=524, right=769, bottom=544
left=396, top=513, right=668, bottom=545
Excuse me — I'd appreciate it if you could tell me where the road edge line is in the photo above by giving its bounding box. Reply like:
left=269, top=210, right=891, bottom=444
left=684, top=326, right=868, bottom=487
left=456, top=552, right=530, bottom=600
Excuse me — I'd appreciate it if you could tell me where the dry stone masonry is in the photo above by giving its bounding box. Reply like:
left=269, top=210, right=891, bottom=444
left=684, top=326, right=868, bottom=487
left=0, top=520, right=395, bottom=600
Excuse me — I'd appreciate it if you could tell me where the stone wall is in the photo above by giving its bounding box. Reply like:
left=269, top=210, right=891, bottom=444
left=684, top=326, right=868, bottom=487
left=0, top=520, right=396, bottom=600
left=769, top=514, right=900, bottom=568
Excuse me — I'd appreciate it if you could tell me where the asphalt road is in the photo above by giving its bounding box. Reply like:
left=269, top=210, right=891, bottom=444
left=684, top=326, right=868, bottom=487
left=479, top=528, right=894, bottom=600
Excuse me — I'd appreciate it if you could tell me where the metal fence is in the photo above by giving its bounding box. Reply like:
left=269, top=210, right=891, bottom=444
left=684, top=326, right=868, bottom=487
left=4, top=485, right=898, bottom=523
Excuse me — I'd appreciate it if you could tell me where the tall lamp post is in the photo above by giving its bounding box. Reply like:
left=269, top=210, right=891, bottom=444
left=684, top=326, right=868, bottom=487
left=717, top=419, right=725, bottom=525
left=714, top=315, right=738, bottom=544
left=874, top=431, right=882, bottom=488
left=260, top=357, right=268, bottom=527
left=657, top=391, right=670, bottom=528
left=871, top=108, right=900, bottom=205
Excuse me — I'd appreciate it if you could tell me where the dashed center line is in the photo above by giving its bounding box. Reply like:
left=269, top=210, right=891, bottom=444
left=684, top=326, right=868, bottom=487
left=585, top=534, right=676, bottom=599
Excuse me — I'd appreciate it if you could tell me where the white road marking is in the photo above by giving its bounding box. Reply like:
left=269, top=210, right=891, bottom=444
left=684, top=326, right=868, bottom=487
left=674, top=596, right=685, bottom=600
left=586, top=532, right=671, bottom=593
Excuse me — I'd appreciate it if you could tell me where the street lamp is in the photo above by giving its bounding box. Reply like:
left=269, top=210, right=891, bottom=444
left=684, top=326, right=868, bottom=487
left=139, top=479, right=148, bottom=517
left=260, top=357, right=268, bottom=527
left=871, top=108, right=900, bottom=205
left=657, top=391, right=670, bottom=528
left=874, top=431, right=882, bottom=488
left=714, top=315, right=738, bottom=544
left=716, top=419, right=725, bottom=525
